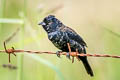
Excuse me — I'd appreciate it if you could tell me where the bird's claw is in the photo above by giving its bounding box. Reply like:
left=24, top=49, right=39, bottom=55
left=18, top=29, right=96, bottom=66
left=56, top=51, right=62, bottom=58
left=66, top=52, right=71, bottom=60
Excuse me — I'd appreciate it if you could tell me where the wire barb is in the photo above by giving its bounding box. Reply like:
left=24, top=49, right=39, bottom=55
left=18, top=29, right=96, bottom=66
left=4, top=42, right=16, bottom=63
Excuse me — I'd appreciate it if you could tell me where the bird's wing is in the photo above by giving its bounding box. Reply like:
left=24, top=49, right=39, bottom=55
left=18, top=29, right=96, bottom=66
left=60, top=26, right=87, bottom=47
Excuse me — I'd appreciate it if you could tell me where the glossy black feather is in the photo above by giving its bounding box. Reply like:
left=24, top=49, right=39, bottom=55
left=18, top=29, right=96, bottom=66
left=39, top=15, right=94, bottom=76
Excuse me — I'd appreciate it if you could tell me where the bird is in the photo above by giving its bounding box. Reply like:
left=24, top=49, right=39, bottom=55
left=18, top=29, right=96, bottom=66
left=38, top=15, right=94, bottom=77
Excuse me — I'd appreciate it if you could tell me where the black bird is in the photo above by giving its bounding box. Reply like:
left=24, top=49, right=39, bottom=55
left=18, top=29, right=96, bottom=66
left=38, top=15, right=94, bottom=77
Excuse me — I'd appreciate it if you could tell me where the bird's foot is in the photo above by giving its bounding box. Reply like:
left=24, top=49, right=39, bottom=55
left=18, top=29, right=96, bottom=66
left=66, top=52, right=71, bottom=60
left=56, top=51, right=62, bottom=58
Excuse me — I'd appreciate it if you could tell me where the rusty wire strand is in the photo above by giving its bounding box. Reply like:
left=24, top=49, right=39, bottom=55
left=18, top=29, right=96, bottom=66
left=1, top=48, right=120, bottom=58
left=1, top=42, right=120, bottom=63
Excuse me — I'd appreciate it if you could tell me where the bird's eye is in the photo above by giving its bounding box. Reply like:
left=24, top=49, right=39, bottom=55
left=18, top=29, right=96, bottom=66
left=43, top=18, right=49, bottom=24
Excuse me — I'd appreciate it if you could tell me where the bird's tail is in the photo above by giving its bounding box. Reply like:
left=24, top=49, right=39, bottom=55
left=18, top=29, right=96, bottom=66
left=79, top=47, right=94, bottom=77
left=81, top=58, right=94, bottom=77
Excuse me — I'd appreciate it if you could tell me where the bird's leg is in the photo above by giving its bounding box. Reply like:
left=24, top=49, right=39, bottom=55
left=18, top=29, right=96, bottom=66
left=66, top=43, right=71, bottom=60
left=66, top=52, right=71, bottom=60
left=56, top=51, right=62, bottom=58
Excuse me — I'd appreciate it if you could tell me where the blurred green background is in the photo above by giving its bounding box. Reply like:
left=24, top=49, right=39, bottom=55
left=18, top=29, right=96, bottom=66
left=0, top=0, right=120, bottom=80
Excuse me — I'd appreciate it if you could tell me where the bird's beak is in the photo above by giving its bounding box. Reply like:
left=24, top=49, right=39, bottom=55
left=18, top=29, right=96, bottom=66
left=38, top=22, right=46, bottom=26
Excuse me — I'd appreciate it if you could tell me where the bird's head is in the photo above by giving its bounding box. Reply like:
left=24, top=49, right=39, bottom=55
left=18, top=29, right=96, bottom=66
left=38, top=15, right=62, bottom=33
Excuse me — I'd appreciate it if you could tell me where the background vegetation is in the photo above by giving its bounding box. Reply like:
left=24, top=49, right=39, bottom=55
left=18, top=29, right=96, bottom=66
left=0, top=0, right=120, bottom=80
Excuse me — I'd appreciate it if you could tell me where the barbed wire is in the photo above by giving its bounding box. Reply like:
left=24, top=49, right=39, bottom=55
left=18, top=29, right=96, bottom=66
left=0, top=42, right=120, bottom=63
